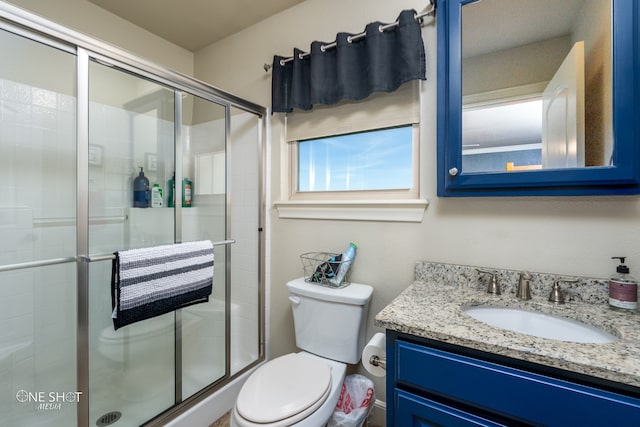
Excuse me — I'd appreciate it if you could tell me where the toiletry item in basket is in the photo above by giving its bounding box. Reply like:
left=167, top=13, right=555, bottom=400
left=609, top=256, right=638, bottom=310
left=133, top=166, right=150, bottom=208
left=151, top=183, right=163, bottom=208
left=329, top=243, right=357, bottom=286
left=312, top=254, right=342, bottom=283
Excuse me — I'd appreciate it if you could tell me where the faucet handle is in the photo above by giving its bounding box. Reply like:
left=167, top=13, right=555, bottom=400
left=517, top=271, right=532, bottom=300
left=548, top=278, right=579, bottom=304
left=477, top=269, right=500, bottom=295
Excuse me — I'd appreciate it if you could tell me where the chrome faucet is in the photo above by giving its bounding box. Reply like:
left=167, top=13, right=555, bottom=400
left=477, top=269, right=500, bottom=295
left=548, top=278, right=579, bottom=304
left=516, top=271, right=532, bottom=300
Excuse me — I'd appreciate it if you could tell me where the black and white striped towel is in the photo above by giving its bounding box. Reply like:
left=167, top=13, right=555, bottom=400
left=111, top=240, right=214, bottom=330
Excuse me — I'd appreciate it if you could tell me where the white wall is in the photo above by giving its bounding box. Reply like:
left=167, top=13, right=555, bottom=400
left=193, top=0, right=640, bottom=404
left=5, top=0, right=194, bottom=76
left=462, top=35, right=571, bottom=95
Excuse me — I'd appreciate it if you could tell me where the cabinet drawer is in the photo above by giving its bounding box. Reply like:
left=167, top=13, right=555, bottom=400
left=396, top=340, right=640, bottom=426
left=396, top=388, right=506, bottom=427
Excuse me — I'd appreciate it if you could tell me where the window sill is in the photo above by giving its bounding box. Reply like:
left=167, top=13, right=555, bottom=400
left=273, top=199, right=428, bottom=222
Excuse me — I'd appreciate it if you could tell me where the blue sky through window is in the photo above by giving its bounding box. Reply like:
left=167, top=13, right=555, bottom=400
left=298, top=126, right=413, bottom=192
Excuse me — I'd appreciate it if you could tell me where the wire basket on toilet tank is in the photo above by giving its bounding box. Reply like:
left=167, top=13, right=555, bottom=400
left=300, top=252, right=352, bottom=288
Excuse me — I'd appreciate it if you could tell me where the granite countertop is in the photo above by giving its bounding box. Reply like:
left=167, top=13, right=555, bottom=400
left=374, top=262, right=640, bottom=388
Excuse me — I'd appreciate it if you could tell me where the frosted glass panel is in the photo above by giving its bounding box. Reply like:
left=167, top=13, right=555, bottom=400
left=229, top=108, right=261, bottom=375
left=0, top=264, right=77, bottom=427
left=88, top=61, right=175, bottom=425
left=0, top=28, right=76, bottom=266
left=181, top=93, right=227, bottom=398
left=0, top=28, right=77, bottom=427
left=88, top=61, right=175, bottom=253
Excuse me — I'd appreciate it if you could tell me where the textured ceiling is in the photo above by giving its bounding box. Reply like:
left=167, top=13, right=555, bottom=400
left=88, top=0, right=305, bottom=51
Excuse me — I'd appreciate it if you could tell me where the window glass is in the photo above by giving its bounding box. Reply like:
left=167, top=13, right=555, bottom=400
left=297, top=125, right=413, bottom=192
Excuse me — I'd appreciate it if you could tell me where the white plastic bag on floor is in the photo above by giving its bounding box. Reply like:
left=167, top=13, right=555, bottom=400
left=328, top=374, right=375, bottom=427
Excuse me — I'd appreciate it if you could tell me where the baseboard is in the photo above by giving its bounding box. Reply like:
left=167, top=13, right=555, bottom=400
left=367, top=399, right=386, bottom=427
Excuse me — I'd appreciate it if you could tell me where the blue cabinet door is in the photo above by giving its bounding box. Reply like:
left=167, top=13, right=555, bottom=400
left=436, top=0, right=640, bottom=196
left=391, top=337, right=640, bottom=427
left=396, top=389, right=506, bottom=427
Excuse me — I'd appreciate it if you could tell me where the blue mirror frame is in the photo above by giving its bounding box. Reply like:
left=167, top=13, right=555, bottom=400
left=437, top=0, right=640, bottom=196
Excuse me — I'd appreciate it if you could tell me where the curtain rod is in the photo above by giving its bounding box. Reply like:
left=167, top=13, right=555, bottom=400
left=263, top=1, right=436, bottom=72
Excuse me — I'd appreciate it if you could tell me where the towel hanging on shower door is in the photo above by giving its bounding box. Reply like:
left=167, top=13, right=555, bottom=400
left=111, top=240, right=214, bottom=330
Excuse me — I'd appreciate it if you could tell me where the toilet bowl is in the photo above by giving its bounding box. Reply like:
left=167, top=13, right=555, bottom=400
left=98, top=299, right=225, bottom=363
left=231, top=352, right=346, bottom=427
left=231, top=278, right=373, bottom=427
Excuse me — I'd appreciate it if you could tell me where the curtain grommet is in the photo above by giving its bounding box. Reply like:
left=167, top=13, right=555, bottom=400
left=347, top=35, right=353, bottom=43
left=298, top=53, right=304, bottom=60
left=320, top=45, right=327, bottom=52
left=378, top=24, right=384, bottom=33
left=279, top=59, right=285, bottom=66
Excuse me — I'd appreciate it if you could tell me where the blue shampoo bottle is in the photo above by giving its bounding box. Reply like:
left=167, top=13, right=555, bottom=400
left=133, top=166, right=150, bottom=208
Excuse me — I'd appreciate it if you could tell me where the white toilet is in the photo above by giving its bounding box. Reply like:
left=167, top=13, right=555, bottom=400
left=231, top=277, right=374, bottom=427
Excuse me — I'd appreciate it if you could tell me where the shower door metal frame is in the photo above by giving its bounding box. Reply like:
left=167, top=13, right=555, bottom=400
left=77, top=47, right=91, bottom=426
left=0, top=3, right=267, bottom=427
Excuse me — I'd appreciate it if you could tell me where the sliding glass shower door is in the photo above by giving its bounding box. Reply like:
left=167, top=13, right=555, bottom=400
left=180, top=94, right=228, bottom=399
left=87, top=61, right=177, bottom=426
left=87, top=61, right=228, bottom=425
left=0, top=5, right=265, bottom=426
left=0, top=27, right=78, bottom=427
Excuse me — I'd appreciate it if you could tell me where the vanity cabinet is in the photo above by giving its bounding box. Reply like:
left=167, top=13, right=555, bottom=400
left=387, top=331, right=640, bottom=426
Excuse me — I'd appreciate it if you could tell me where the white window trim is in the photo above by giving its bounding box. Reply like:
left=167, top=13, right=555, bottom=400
left=274, top=124, right=428, bottom=222
left=274, top=199, right=428, bottom=222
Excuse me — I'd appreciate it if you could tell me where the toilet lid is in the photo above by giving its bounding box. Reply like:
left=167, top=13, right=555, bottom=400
left=236, top=353, right=332, bottom=424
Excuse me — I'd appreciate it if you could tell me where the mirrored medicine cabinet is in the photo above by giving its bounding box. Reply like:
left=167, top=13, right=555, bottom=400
left=437, top=0, right=640, bottom=196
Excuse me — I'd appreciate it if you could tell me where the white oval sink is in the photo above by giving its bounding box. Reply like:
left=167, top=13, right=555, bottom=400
left=462, top=306, right=618, bottom=344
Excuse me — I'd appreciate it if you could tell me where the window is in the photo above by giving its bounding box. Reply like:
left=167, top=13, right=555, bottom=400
left=297, top=125, right=414, bottom=193
left=275, top=82, right=428, bottom=222
left=290, top=125, right=418, bottom=200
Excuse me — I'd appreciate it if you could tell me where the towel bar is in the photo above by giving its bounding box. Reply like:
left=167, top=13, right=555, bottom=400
left=0, top=240, right=236, bottom=272
left=0, top=256, right=78, bottom=273
left=80, top=239, right=236, bottom=263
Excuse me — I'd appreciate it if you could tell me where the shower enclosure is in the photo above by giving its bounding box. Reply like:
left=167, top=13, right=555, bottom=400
left=0, top=3, right=265, bottom=427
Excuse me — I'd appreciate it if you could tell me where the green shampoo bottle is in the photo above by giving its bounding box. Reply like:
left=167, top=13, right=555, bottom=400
left=167, top=172, right=175, bottom=207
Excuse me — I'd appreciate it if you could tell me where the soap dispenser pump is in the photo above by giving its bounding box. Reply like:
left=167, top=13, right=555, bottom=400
left=609, top=256, right=638, bottom=311
left=133, top=166, right=150, bottom=208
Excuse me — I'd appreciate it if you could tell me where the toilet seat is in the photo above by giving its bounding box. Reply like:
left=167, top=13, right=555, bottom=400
left=235, top=353, right=332, bottom=426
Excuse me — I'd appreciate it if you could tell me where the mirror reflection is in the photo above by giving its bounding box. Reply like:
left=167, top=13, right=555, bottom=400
left=461, top=0, right=612, bottom=173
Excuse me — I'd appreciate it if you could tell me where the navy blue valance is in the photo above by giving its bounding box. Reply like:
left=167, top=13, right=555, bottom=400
left=271, top=9, right=426, bottom=113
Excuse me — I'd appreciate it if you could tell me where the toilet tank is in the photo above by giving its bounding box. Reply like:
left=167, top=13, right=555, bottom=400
left=287, top=278, right=373, bottom=364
